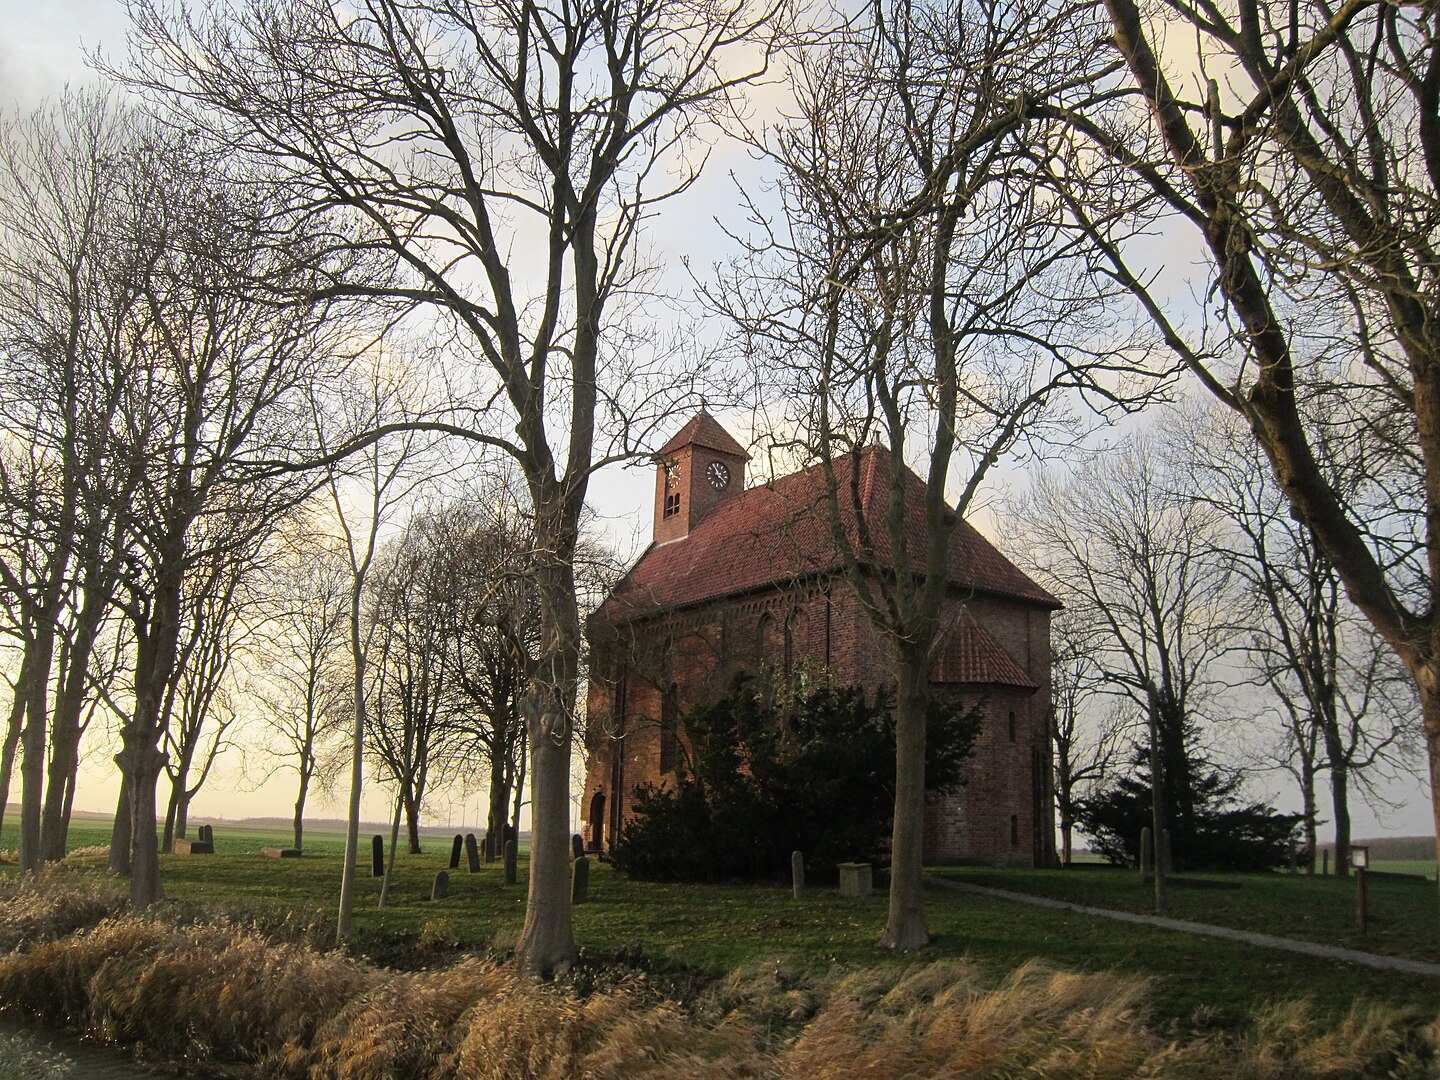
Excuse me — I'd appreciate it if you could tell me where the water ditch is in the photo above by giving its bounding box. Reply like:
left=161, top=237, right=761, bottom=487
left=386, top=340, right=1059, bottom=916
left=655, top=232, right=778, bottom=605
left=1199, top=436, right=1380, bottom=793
left=0, top=1015, right=240, bottom=1079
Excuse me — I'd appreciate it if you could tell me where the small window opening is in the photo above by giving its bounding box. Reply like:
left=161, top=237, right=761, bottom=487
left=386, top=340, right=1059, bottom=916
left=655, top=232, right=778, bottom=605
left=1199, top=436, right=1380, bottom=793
left=663, top=492, right=681, bottom=518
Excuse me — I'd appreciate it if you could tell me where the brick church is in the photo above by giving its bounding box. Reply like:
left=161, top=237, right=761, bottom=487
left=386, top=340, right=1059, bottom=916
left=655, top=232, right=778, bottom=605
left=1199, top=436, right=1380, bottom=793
left=581, top=412, right=1059, bottom=866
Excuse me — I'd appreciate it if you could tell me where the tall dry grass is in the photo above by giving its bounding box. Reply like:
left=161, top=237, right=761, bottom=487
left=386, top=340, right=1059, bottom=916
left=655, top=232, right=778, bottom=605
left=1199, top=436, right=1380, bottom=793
left=0, top=879, right=1430, bottom=1079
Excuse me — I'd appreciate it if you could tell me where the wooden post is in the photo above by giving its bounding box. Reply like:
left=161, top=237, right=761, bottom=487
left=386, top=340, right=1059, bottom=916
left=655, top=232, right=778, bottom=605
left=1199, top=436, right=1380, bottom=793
left=791, top=850, right=805, bottom=900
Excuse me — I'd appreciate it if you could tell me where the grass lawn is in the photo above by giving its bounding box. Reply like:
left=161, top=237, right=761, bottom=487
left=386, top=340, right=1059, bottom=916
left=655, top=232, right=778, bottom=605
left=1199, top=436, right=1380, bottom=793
left=6, top=820, right=1435, bottom=1031
left=928, top=863, right=1440, bottom=967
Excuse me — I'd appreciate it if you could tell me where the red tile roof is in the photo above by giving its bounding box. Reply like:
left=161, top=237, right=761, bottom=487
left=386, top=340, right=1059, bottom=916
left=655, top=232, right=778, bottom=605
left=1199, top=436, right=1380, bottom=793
left=598, top=444, right=1059, bottom=622
left=932, top=619, right=1038, bottom=688
left=658, top=411, right=750, bottom=459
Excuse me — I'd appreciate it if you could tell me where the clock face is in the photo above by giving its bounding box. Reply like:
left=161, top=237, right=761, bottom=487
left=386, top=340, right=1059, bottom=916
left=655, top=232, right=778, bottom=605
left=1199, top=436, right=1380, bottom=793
left=706, top=460, right=731, bottom=490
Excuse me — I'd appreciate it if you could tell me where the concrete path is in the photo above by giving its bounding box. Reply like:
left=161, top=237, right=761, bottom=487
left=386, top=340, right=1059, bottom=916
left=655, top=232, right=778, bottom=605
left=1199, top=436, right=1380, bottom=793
left=926, top=876, right=1440, bottom=978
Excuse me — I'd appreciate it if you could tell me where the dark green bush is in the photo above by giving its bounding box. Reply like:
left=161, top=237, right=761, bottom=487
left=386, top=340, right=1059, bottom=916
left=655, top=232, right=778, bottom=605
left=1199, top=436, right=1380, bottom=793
left=613, top=678, right=977, bottom=881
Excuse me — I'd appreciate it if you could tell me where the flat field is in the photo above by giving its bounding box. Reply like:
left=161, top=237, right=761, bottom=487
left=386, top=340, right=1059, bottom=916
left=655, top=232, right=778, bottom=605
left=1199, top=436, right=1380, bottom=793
left=5, top=821, right=1437, bottom=1028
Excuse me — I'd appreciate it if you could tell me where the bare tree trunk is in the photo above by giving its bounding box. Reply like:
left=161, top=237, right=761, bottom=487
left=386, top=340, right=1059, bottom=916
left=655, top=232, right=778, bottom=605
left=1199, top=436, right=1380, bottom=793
left=514, top=550, right=579, bottom=975
left=486, top=770, right=509, bottom=863
left=162, top=790, right=179, bottom=854
left=293, top=766, right=309, bottom=852
left=1148, top=707, right=1166, bottom=913
left=41, top=715, right=84, bottom=862
left=336, top=582, right=366, bottom=944
left=881, top=656, right=929, bottom=950
left=18, top=624, right=57, bottom=876
left=1299, top=757, right=1318, bottom=876
left=107, top=772, right=131, bottom=875
left=0, top=677, right=27, bottom=841
left=379, top=792, right=402, bottom=908
left=404, top=785, right=422, bottom=855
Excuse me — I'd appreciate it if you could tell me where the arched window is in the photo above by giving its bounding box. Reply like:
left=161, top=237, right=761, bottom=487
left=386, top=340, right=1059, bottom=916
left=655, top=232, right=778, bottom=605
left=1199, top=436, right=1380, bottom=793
left=660, top=684, right=679, bottom=774
left=756, top=612, right=780, bottom=667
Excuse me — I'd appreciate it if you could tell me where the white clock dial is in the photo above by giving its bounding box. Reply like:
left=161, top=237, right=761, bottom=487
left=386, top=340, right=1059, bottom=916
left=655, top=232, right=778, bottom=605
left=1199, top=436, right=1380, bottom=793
left=707, top=461, right=730, bottom=490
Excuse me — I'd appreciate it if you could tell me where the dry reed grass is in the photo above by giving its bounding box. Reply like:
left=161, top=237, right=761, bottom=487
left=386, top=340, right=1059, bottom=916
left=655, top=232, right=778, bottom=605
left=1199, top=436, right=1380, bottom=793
left=0, top=879, right=1430, bottom=1079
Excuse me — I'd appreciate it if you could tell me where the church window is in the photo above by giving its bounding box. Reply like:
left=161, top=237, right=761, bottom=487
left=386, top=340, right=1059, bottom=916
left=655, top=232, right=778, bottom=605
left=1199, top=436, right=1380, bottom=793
left=660, top=685, right=679, bottom=774
left=663, top=491, right=681, bottom=518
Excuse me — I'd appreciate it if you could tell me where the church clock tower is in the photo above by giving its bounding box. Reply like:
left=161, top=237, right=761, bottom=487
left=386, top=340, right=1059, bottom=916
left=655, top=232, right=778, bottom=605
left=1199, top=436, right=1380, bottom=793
left=652, top=411, right=748, bottom=543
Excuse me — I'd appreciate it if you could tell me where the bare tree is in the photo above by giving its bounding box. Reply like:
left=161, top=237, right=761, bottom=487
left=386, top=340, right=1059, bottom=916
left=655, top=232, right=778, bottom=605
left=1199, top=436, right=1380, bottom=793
left=715, top=0, right=1153, bottom=947
left=1049, top=611, right=1126, bottom=866
left=124, top=0, right=781, bottom=972
left=364, top=513, right=468, bottom=855
left=101, top=143, right=351, bottom=908
left=250, top=532, right=351, bottom=853
left=313, top=353, right=434, bottom=945
left=1050, top=0, right=1440, bottom=875
left=1179, top=407, right=1419, bottom=875
left=1014, top=439, right=1237, bottom=908
left=0, top=91, right=145, bottom=874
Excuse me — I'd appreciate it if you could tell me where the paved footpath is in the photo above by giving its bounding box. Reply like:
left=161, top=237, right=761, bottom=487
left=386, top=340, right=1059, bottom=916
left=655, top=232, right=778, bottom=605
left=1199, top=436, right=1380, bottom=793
left=925, top=876, right=1440, bottom=978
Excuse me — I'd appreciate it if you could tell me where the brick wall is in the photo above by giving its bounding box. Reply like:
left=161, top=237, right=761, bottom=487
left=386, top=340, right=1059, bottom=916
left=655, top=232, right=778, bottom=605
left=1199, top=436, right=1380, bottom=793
left=582, top=578, right=1056, bottom=866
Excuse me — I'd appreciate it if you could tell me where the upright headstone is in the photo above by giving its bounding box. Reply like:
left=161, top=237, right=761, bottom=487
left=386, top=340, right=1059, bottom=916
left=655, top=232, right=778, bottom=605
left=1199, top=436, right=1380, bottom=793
left=1139, top=827, right=1154, bottom=882
left=504, top=839, right=517, bottom=885
left=791, top=850, right=805, bottom=900
left=465, top=832, right=481, bottom=873
left=572, top=855, right=590, bottom=904
left=431, top=870, right=449, bottom=901
left=483, top=829, right=494, bottom=863
left=198, top=824, right=213, bottom=845
left=572, top=833, right=585, bottom=860
left=449, top=834, right=463, bottom=870
left=372, top=834, right=385, bottom=877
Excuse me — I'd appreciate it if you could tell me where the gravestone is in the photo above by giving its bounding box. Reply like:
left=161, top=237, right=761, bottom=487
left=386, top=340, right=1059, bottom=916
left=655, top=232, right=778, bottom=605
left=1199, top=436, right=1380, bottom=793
left=198, top=824, right=213, bottom=845
left=572, top=833, right=584, bottom=860
left=372, top=834, right=385, bottom=877
left=449, top=834, right=463, bottom=870
left=261, top=847, right=302, bottom=859
left=465, top=832, right=480, bottom=873
left=504, top=839, right=517, bottom=885
left=838, top=862, right=872, bottom=898
left=572, top=855, right=590, bottom=904
left=174, top=838, right=213, bottom=855
left=431, top=870, right=449, bottom=901
left=791, top=850, right=805, bottom=900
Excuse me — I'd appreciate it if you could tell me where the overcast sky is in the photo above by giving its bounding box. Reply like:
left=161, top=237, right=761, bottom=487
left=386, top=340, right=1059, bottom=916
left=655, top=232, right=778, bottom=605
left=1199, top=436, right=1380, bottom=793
left=0, top=1, right=1430, bottom=842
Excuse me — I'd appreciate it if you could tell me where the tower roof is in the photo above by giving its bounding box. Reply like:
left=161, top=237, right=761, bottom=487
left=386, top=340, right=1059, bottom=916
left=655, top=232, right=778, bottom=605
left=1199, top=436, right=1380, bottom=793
left=658, top=411, right=750, bottom=459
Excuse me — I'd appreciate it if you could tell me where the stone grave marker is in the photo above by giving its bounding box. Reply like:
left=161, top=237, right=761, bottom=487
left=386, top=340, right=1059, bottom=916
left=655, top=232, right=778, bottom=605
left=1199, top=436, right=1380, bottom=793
left=838, top=862, right=872, bottom=898
left=572, top=855, right=590, bottom=905
left=372, top=834, right=385, bottom=877
left=572, top=833, right=584, bottom=860
left=431, top=870, right=449, bottom=901
left=504, top=839, right=517, bottom=885
left=449, top=834, right=463, bottom=870
left=465, top=832, right=481, bottom=873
